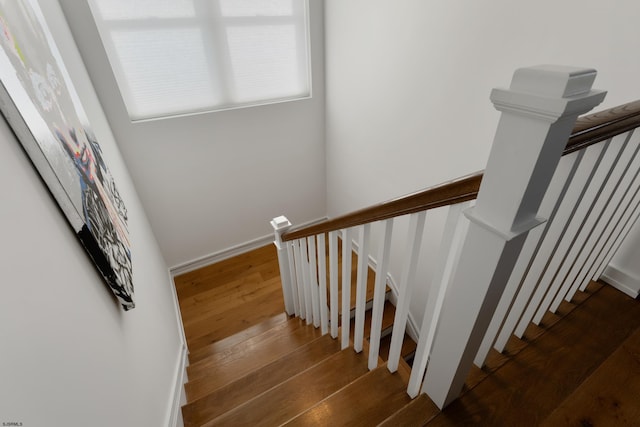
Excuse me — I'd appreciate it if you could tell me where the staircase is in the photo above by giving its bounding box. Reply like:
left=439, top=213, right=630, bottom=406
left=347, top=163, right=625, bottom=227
left=175, top=245, right=640, bottom=426
left=175, top=66, right=640, bottom=426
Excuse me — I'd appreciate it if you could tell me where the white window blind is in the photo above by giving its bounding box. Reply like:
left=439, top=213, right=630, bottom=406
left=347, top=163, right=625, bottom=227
left=88, top=0, right=311, bottom=121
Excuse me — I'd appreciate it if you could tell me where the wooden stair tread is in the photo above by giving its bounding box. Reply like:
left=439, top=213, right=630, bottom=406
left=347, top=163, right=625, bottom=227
left=378, top=331, right=417, bottom=362
left=426, top=284, right=640, bottom=426
left=188, top=312, right=289, bottom=364
left=202, top=348, right=370, bottom=427
left=335, top=264, right=377, bottom=313
left=351, top=299, right=396, bottom=341
left=284, top=361, right=413, bottom=426
left=378, top=393, right=440, bottom=427
left=185, top=319, right=322, bottom=401
left=187, top=318, right=305, bottom=379
left=185, top=288, right=285, bottom=353
left=182, top=333, right=341, bottom=427
left=540, top=324, right=640, bottom=426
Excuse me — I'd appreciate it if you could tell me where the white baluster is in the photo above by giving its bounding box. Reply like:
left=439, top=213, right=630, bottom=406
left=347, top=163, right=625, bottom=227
left=408, top=202, right=469, bottom=398
left=271, top=216, right=295, bottom=315
left=575, top=129, right=640, bottom=293
left=368, top=219, right=394, bottom=370
left=317, top=233, right=329, bottom=335
left=341, top=228, right=353, bottom=350
left=329, top=231, right=339, bottom=338
left=556, top=133, right=639, bottom=306
left=308, top=236, right=320, bottom=328
left=531, top=135, right=625, bottom=326
left=354, top=223, right=371, bottom=353
left=292, top=239, right=306, bottom=320
left=286, top=241, right=300, bottom=316
left=494, top=147, right=602, bottom=352
left=387, top=211, right=427, bottom=373
left=300, top=237, right=313, bottom=325
left=509, top=141, right=609, bottom=338
left=423, top=65, right=605, bottom=409
left=474, top=150, right=582, bottom=367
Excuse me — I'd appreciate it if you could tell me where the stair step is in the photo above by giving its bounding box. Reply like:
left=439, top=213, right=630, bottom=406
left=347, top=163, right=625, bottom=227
left=202, top=348, right=370, bottom=426
left=185, top=318, right=322, bottom=401
left=185, top=289, right=284, bottom=351
left=540, top=324, right=640, bottom=426
left=182, top=333, right=341, bottom=427
left=378, top=331, right=417, bottom=362
left=351, top=298, right=395, bottom=340
left=284, top=361, right=413, bottom=426
left=187, top=318, right=304, bottom=379
left=188, top=312, right=288, bottom=364
left=426, top=284, right=640, bottom=425
left=186, top=287, right=285, bottom=353
left=378, top=393, right=440, bottom=427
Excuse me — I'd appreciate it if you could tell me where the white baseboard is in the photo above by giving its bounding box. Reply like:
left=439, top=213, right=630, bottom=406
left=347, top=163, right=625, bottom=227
left=169, top=235, right=273, bottom=277
left=601, top=265, right=640, bottom=299
left=167, top=344, right=188, bottom=427
left=169, top=217, right=328, bottom=276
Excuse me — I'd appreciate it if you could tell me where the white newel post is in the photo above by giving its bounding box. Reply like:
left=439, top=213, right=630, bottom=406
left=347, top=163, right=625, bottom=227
left=271, top=215, right=295, bottom=316
left=422, top=66, right=606, bottom=408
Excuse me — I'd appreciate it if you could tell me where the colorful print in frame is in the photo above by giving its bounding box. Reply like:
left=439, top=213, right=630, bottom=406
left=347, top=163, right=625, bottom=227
left=0, top=0, right=134, bottom=309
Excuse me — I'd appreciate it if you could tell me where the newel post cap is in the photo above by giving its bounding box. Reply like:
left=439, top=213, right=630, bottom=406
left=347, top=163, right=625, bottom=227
left=271, top=215, right=292, bottom=231
left=510, top=65, right=597, bottom=98
left=271, top=215, right=292, bottom=248
left=491, top=65, right=606, bottom=121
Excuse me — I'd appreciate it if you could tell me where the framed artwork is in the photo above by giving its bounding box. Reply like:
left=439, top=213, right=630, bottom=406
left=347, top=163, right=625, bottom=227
left=0, top=0, right=134, bottom=310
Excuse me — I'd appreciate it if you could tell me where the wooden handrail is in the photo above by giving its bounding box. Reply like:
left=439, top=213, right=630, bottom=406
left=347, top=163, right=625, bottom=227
left=283, top=172, right=483, bottom=241
left=565, top=99, right=640, bottom=154
left=281, top=100, right=640, bottom=242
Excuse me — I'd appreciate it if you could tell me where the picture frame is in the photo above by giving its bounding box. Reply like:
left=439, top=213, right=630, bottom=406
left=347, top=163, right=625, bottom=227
left=0, top=0, right=134, bottom=310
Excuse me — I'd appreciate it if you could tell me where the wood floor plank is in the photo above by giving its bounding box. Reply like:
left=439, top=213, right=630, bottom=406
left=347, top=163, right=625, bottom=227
left=187, top=318, right=305, bottom=379
left=378, top=394, right=440, bottom=427
left=186, top=320, right=323, bottom=400
left=203, top=349, right=370, bottom=427
left=540, top=326, right=640, bottom=426
left=182, top=334, right=341, bottom=427
left=179, top=271, right=265, bottom=311
left=185, top=288, right=285, bottom=351
left=182, top=276, right=283, bottom=328
left=463, top=281, right=604, bottom=393
left=174, top=246, right=276, bottom=292
left=188, top=312, right=288, bottom=364
left=426, top=284, right=640, bottom=426
left=285, top=361, right=413, bottom=426
left=175, top=245, right=279, bottom=299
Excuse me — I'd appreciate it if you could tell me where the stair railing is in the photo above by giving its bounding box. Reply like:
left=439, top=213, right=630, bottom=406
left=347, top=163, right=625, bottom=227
left=272, top=65, right=640, bottom=409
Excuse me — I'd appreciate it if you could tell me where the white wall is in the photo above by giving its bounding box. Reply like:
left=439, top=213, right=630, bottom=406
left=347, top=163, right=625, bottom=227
left=325, top=0, right=640, bottom=324
left=60, top=0, right=326, bottom=269
left=604, top=220, right=640, bottom=297
left=0, top=2, right=184, bottom=426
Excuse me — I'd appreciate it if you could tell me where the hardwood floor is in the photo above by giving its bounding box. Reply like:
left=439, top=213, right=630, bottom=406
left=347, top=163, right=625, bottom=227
left=429, top=282, right=640, bottom=426
left=174, top=245, right=284, bottom=353
left=174, top=243, right=640, bottom=426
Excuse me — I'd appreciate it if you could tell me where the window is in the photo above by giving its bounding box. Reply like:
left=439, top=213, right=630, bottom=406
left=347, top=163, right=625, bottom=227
left=88, top=0, right=311, bottom=121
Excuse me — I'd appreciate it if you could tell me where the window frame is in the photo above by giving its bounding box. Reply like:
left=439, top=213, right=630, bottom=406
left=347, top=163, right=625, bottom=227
left=88, top=0, right=312, bottom=122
